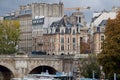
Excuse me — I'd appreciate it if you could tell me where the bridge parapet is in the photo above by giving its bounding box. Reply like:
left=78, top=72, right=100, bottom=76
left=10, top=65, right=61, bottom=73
left=74, top=54, right=88, bottom=59
left=0, top=54, right=88, bottom=60
left=0, top=54, right=15, bottom=58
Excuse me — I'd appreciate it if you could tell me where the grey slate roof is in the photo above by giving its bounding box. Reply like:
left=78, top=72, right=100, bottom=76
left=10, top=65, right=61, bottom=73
left=50, top=15, right=84, bottom=28
left=99, top=20, right=107, bottom=26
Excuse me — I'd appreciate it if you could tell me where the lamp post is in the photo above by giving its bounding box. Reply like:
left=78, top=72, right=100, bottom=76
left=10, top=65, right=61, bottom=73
left=93, top=71, right=95, bottom=79
left=114, top=73, right=116, bottom=80
left=100, top=66, right=106, bottom=80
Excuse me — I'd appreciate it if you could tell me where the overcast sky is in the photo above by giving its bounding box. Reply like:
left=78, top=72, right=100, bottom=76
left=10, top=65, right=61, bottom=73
left=0, top=0, right=120, bottom=22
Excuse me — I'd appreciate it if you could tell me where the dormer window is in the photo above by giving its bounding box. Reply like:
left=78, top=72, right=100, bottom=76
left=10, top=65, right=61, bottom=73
left=73, top=29, right=75, bottom=35
left=101, top=35, right=104, bottom=41
left=97, top=27, right=100, bottom=32
left=76, top=16, right=81, bottom=23
left=101, top=27, right=105, bottom=32
left=61, top=29, right=64, bottom=33
left=61, top=28, right=64, bottom=34
left=79, top=17, right=81, bottom=23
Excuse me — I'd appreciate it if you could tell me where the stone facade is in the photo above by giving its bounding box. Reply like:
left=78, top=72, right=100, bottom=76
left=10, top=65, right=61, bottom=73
left=91, top=11, right=117, bottom=54
left=18, top=13, right=32, bottom=53
left=31, top=2, right=64, bottom=18
left=2, top=2, right=89, bottom=55
left=16, top=2, right=64, bottom=53
left=42, top=28, right=81, bottom=55
left=0, top=55, right=63, bottom=78
left=0, top=55, right=83, bottom=79
left=33, top=12, right=89, bottom=55
left=93, top=28, right=105, bottom=53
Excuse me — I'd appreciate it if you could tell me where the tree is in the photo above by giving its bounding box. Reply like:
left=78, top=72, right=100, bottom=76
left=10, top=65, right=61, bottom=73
left=0, top=20, right=20, bottom=54
left=80, top=41, right=91, bottom=54
left=97, top=11, right=120, bottom=79
left=80, top=54, right=100, bottom=79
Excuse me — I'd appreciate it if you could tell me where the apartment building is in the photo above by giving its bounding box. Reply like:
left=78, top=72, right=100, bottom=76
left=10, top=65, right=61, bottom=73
left=91, top=10, right=117, bottom=54
left=16, top=2, right=64, bottom=53
left=2, top=2, right=89, bottom=55
left=33, top=12, right=89, bottom=55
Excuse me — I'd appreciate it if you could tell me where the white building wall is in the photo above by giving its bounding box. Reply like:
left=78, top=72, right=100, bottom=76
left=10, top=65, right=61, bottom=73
left=32, top=17, right=62, bottom=37
left=0, top=16, right=3, bottom=21
left=91, top=11, right=117, bottom=54
left=43, top=17, right=62, bottom=28
left=91, top=11, right=117, bottom=35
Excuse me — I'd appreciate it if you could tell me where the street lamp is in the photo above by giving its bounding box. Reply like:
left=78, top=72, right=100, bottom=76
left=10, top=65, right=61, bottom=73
left=93, top=71, right=95, bottom=79
left=114, top=73, right=116, bottom=80
left=100, top=66, right=105, bottom=80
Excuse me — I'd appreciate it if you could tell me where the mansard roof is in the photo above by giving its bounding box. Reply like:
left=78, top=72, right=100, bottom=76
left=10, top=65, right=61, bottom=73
left=98, top=20, right=107, bottom=26
left=50, top=15, right=84, bottom=28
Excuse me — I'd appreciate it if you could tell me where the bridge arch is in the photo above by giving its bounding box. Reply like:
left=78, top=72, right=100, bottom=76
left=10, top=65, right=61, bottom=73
left=29, top=65, right=57, bottom=74
left=0, top=63, right=15, bottom=74
left=0, top=64, right=15, bottom=80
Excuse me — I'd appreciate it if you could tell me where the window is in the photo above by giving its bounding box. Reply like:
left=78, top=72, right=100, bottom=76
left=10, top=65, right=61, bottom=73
left=68, top=38, right=69, bottom=43
left=61, top=29, right=64, bottom=34
left=61, top=37, right=64, bottom=43
left=73, top=29, right=75, bottom=35
left=101, top=28, right=105, bottom=32
left=101, top=36, right=104, bottom=41
left=68, top=45, right=69, bottom=50
left=76, top=17, right=78, bottom=22
left=61, top=45, right=64, bottom=51
left=73, top=44, right=76, bottom=50
left=73, top=38, right=76, bottom=43
left=80, top=37, right=83, bottom=42
left=79, top=17, right=81, bottom=23
left=77, top=27, right=79, bottom=33
left=97, top=27, right=100, bottom=32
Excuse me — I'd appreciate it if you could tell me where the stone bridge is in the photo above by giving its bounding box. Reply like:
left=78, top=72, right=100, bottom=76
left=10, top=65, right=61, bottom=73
left=0, top=54, right=88, bottom=80
left=0, top=54, right=73, bottom=80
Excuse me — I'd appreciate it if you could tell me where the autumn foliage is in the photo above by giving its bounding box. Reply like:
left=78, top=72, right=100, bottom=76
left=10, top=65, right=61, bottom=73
left=97, top=11, right=120, bottom=79
left=80, top=41, right=91, bottom=54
